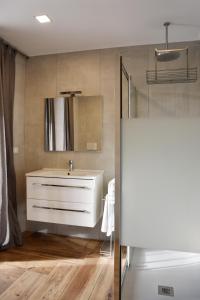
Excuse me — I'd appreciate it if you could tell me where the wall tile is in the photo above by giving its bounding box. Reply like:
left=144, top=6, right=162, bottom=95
left=57, top=50, right=100, bottom=95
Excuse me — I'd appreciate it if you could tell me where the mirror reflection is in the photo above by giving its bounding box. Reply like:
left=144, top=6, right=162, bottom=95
left=45, top=96, right=103, bottom=152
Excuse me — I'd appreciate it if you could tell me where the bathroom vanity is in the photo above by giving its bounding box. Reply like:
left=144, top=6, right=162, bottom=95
left=26, top=168, right=104, bottom=227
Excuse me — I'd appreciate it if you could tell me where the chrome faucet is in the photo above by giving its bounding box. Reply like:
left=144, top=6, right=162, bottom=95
left=69, top=160, right=73, bottom=172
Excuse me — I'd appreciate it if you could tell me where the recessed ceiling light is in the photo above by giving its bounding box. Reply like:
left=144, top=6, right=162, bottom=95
left=35, top=15, right=51, bottom=24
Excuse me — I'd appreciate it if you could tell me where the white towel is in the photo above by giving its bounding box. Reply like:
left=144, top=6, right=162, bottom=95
left=101, top=179, right=115, bottom=236
left=107, top=178, right=115, bottom=199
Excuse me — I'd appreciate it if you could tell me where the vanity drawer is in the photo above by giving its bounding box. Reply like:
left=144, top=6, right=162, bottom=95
left=27, top=176, right=94, bottom=203
left=27, top=198, right=96, bottom=227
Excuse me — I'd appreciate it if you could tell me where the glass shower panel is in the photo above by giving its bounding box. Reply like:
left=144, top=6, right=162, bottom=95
left=120, top=48, right=200, bottom=300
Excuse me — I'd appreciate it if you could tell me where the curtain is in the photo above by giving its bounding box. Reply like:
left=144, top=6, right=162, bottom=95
left=45, top=97, right=74, bottom=151
left=45, top=98, right=55, bottom=151
left=0, top=42, right=22, bottom=249
left=64, top=97, right=74, bottom=151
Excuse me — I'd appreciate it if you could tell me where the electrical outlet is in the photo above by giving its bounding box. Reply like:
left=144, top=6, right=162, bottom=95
left=158, top=285, right=174, bottom=297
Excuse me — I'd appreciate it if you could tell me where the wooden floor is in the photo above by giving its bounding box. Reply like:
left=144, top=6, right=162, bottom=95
left=0, top=232, right=113, bottom=300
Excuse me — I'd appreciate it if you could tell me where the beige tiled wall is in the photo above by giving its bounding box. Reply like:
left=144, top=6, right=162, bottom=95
left=24, top=49, right=117, bottom=237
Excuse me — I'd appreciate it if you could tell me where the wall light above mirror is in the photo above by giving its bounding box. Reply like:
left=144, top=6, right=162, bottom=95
left=45, top=96, right=103, bottom=152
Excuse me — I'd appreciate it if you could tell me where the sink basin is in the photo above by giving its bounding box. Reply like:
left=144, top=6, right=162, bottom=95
left=26, top=168, right=104, bottom=179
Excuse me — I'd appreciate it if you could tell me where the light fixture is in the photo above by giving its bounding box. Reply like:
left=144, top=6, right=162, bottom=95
left=35, top=15, right=51, bottom=24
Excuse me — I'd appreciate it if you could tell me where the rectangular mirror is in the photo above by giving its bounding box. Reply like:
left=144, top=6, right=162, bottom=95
left=45, top=96, right=103, bottom=152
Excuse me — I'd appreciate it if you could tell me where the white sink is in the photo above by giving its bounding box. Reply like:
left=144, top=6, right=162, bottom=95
left=26, top=168, right=104, bottom=179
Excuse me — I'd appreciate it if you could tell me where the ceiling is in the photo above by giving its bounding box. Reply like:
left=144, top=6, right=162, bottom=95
left=0, top=0, right=200, bottom=56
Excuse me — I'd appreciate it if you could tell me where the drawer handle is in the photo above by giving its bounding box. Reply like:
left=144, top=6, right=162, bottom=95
left=32, top=183, right=91, bottom=190
left=32, top=205, right=90, bottom=214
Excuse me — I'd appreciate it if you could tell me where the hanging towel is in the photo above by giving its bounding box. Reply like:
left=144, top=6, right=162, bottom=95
left=107, top=178, right=115, bottom=198
left=101, top=179, right=115, bottom=236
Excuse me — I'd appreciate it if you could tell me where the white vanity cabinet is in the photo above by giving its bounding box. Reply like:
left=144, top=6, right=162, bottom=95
left=26, top=169, right=104, bottom=227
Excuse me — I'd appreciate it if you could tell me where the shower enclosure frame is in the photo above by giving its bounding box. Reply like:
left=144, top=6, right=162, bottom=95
left=114, top=55, right=131, bottom=299
left=114, top=55, right=122, bottom=300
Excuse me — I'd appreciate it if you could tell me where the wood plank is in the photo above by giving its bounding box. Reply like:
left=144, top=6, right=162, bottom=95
left=0, top=270, right=47, bottom=300
left=29, top=263, right=78, bottom=300
left=0, top=266, right=25, bottom=294
left=89, top=259, right=114, bottom=300
left=0, top=232, right=113, bottom=300
left=59, top=258, right=103, bottom=300
left=78, top=258, right=111, bottom=300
